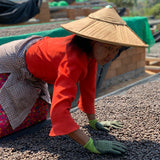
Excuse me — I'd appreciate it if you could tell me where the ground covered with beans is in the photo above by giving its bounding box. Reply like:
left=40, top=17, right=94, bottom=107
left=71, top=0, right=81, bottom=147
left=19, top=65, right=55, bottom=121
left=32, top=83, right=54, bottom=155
left=0, top=22, right=159, bottom=159
left=0, top=78, right=159, bottom=160
left=0, top=22, right=65, bottom=37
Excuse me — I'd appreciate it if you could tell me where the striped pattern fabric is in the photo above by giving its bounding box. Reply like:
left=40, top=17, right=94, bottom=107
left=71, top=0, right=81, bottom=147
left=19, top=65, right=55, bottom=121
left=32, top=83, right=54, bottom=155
left=0, top=73, right=49, bottom=138
left=0, top=36, right=51, bottom=130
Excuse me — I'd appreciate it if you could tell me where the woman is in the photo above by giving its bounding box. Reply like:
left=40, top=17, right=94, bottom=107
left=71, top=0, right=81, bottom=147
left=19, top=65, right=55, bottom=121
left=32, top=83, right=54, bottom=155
left=0, top=6, right=148, bottom=155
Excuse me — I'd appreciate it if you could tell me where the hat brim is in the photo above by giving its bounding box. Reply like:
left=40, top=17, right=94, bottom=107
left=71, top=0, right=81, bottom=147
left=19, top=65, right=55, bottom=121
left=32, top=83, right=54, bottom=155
left=61, top=17, right=148, bottom=48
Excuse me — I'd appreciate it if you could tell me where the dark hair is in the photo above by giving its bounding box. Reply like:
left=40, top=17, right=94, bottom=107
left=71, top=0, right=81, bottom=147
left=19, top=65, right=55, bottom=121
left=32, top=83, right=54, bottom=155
left=69, top=35, right=93, bottom=57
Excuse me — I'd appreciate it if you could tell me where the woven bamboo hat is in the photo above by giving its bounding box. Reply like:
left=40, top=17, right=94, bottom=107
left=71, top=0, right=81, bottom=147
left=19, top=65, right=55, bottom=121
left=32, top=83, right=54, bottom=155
left=61, top=5, right=148, bottom=48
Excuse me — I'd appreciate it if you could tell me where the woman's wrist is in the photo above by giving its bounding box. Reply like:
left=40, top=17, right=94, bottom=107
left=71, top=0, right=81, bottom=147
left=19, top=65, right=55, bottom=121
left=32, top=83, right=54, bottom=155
left=87, top=114, right=96, bottom=121
left=68, top=129, right=90, bottom=146
left=89, top=119, right=98, bottom=130
left=83, top=138, right=100, bottom=154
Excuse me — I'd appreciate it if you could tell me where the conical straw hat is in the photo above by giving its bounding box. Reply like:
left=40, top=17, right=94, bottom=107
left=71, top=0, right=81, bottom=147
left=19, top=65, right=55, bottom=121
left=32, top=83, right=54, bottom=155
left=61, top=6, right=148, bottom=48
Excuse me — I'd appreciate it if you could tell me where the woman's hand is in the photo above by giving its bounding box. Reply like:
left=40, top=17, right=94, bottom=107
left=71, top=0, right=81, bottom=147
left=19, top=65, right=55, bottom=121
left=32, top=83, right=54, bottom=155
left=84, top=138, right=126, bottom=155
left=89, top=119, right=123, bottom=132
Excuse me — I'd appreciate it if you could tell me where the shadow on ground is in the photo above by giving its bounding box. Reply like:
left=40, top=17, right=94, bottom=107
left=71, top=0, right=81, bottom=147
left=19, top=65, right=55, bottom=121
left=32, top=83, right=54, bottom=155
left=0, top=119, right=160, bottom=160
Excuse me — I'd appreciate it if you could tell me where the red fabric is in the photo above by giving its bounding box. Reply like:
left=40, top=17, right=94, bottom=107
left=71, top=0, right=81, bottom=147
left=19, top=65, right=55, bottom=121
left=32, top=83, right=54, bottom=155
left=25, top=34, right=97, bottom=136
left=0, top=73, right=49, bottom=138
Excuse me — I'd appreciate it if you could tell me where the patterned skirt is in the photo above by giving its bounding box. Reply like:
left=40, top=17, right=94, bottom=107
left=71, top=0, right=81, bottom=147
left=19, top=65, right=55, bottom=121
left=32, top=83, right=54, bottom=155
left=0, top=73, right=49, bottom=138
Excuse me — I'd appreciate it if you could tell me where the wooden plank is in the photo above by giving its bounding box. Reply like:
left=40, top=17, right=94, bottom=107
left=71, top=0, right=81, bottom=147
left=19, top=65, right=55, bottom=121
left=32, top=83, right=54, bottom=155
left=35, top=2, right=50, bottom=23
left=145, top=65, right=160, bottom=73
left=148, top=19, right=160, bottom=26
left=145, top=57, right=160, bottom=62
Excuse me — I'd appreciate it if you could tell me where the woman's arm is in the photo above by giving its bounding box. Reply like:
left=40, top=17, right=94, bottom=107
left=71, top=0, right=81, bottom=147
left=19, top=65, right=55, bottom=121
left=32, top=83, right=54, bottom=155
left=68, top=126, right=126, bottom=155
left=68, top=113, right=96, bottom=146
left=78, top=59, right=97, bottom=114
left=68, top=129, right=90, bottom=146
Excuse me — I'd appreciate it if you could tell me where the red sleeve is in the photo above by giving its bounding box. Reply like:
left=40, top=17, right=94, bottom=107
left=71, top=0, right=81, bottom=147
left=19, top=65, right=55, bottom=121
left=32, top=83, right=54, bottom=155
left=78, top=58, right=97, bottom=114
left=49, top=47, right=88, bottom=137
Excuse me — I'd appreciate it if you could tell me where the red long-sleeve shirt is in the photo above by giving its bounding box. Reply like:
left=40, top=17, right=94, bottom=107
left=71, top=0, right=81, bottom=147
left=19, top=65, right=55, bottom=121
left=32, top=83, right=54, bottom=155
left=25, top=34, right=97, bottom=136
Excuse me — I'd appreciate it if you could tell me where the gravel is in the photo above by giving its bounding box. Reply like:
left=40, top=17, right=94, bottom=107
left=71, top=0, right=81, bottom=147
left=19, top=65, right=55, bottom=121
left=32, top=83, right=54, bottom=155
left=0, top=78, right=160, bottom=160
